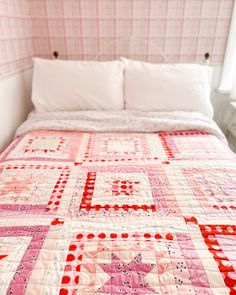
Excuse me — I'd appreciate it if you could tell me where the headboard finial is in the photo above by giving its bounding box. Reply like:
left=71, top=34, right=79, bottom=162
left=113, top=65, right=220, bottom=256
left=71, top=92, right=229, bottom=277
left=53, top=51, right=59, bottom=59
left=204, top=52, right=210, bottom=64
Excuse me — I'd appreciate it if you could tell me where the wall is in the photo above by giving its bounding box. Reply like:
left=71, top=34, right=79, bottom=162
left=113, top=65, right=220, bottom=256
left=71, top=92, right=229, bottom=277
left=0, top=0, right=33, bottom=76
left=0, top=0, right=34, bottom=151
left=0, top=67, right=33, bottom=152
left=30, top=0, right=233, bottom=63
left=1, top=0, right=234, bottom=76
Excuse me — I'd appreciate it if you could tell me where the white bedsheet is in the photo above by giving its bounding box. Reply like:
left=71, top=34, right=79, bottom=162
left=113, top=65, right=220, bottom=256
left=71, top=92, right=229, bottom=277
left=16, top=110, right=225, bottom=141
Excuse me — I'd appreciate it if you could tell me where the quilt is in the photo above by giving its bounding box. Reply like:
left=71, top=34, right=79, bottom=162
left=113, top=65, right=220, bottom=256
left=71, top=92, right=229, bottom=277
left=0, top=111, right=236, bottom=295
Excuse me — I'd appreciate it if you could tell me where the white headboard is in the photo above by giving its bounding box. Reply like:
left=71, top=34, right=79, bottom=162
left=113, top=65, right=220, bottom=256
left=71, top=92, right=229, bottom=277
left=53, top=35, right=210, bottom=64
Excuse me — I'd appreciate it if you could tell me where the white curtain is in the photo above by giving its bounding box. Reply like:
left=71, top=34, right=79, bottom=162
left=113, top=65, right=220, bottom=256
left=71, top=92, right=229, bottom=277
left=218, top=1, right=236, bottom=99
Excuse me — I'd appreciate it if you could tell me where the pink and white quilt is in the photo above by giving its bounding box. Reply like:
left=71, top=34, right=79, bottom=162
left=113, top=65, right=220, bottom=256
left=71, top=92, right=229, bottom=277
left=0, top=111, right=236, bottom=295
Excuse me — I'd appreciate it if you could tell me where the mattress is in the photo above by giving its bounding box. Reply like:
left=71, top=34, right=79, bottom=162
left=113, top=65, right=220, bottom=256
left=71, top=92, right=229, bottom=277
left=0, top=111, right=235, bottom=295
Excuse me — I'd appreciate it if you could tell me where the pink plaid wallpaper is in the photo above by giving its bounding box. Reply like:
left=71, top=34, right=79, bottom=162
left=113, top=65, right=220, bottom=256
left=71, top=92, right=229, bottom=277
left=29, top=0, right=234, bottom=63
left=0, top=0, right=34, bottom=76
left=0, top=0, right=234, bottom=76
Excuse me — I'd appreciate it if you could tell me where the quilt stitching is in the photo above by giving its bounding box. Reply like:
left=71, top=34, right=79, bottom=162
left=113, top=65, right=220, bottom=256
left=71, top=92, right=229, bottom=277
left=59, top=230, right=210, bottom=294
left=1, top=130, right=85, bottom=162
left=69, top=166, right=180, bottom=217
left=79, top=133, right=163, bottom=163
left=0, top=225, right=49, bottom=295
left=158, top=130, right=231, bottom=160
left=186, top=217, right=236, bottom=295
left=0, top=163, right=70, bottom=214
left=0, top=128, right=235, bottom=294
left=183, top=167, right=236, bottom=213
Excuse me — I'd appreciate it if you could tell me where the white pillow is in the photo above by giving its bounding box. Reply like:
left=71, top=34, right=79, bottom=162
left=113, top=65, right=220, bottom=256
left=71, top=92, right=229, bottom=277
left=32, top=58, right=124, bottom=112
left=122, top=58, right=213, bottom=118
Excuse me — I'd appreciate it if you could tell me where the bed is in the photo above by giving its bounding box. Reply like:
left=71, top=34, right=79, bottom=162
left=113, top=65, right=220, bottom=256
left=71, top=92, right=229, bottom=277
left=0, top=109, right=236, bottom=295
left=1, top=48, right=236, bottom=294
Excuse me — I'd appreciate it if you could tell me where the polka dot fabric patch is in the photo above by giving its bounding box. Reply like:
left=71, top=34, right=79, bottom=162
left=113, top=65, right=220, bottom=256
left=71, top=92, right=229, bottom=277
left=68, top=165, right=181, bottom=217
left=186, top=217, right=236, bottom=295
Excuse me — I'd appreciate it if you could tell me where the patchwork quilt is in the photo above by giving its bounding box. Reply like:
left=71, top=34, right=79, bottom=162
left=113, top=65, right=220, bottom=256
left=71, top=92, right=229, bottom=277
left=0, top=111, right=236, bottom=295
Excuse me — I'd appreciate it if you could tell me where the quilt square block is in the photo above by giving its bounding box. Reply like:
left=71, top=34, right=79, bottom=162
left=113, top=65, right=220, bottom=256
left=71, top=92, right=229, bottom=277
left=186, top=217, right=236, bottom=294
left=1, top=130, right=88, bottom=162
left=159, top=162, right=236, bottom=218
left=0, top=224, right=49, bottom=294
left=0, top=163, right=70, bottom=214
left=59, top=230, right=212, bottom=294
left=78, top=133, right=165, bottom=163
left=183, top=167, right=236, bottom=214
left=159, top=131, right=231, bottom=160
left=69, top=166, right=181, bottom=217
left=91, top=171, right=153, bottom=206
left=200, top=223, right=236, bottom=293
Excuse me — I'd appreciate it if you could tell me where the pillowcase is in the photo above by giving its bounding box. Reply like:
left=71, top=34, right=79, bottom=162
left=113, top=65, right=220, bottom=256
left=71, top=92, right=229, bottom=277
left=122, top=58, right=213, bottom=118
left=32, top=58, right=124, bottom=112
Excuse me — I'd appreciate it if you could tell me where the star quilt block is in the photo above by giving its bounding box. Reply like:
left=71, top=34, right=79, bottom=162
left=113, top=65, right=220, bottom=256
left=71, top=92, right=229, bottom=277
left=59, top=224, right=212, bottom=295
left=1, top=130, right=88, bottom=162
left=0, top=163, right=71, bottom=214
